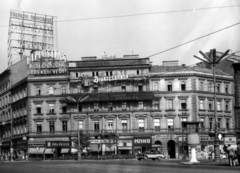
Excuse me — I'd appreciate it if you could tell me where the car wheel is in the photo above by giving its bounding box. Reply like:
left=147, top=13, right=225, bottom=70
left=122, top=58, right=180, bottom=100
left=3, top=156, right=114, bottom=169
left=157, top=156, right=162, bottom=161
left=138, top=158, right=141, bottom=161
left=152, top=159, right=155, bottom=161
left=143, top=156, right=148, bottom=160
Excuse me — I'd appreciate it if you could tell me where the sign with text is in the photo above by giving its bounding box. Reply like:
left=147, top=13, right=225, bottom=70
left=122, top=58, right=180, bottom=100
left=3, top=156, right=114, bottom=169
left=94, top=74, right=129, bottom=83
left=133, top=137, right=152, bottom=147
left=28, top=144, right=45, bottom=148
left=224, top=137, right=237, bottom=145
left=46, top=141, right=71, bottom=148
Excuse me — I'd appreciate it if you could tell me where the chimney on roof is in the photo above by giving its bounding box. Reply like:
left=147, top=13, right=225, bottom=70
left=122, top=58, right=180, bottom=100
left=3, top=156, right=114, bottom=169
left=162, top=60, right=178, bottom=66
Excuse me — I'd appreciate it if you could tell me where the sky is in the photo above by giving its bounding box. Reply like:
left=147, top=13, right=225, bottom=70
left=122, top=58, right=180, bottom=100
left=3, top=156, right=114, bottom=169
left=0, top=0, right=240, bottom=73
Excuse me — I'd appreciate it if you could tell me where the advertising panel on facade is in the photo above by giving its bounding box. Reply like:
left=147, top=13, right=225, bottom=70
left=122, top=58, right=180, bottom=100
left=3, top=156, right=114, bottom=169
left=46, top=141, right=71, bottom=148
left=133, top=137, right=152, bottom=147
left=224, top=137, right=237, bottom=145
left=8, top=10, right=56, bottom=66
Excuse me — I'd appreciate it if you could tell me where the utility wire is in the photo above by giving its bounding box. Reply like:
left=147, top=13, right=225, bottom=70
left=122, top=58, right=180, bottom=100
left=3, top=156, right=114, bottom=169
left=145, top=21, right=240, bottom=59
left=0, top=5, right=239, bottom=28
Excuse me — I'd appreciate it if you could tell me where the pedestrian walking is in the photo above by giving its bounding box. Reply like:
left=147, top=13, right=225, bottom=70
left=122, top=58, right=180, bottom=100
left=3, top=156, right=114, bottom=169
left=227, top=144, right=235, bottom=166
left=237, top=142, right=240, bottom=166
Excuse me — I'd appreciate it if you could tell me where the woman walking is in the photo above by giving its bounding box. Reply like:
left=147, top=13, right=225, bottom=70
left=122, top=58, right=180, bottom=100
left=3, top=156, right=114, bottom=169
left=227, top=145, right=235, bottom=166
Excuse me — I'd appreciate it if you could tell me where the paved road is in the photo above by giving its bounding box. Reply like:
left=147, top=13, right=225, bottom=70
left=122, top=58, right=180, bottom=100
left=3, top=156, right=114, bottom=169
left=0, top=160, right=239, bottom=173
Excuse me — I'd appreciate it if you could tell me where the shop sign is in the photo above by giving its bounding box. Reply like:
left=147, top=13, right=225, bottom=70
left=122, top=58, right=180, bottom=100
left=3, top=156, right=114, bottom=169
left=46, top=141, right=71, bottom=148
left=155, top=134, right=177, bottom=142
left=28, top=144, right=45, bottom=148
left=133, top=137, right=151, bottom=147
left=94, top=74, right=129, bottom=83
left=224, top=137, right=237, bottom=145
left=178, top=136, right=214, bottom=142
left=89, top=139, right=113, bottom=143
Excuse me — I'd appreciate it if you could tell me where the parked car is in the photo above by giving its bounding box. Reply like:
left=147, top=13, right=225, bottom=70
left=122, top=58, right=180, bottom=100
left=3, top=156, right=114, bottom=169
left=137, top=150, right=165, bottom=161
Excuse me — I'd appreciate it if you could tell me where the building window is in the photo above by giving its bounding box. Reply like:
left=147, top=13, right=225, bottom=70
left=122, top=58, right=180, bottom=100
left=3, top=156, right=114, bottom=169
left=167, top=118, right=174, bottom=130
left=36, top=122, right=42, bottom=133
left=49, top=104, right=55, bottom=113
left=180, top=99, right=187, bottom=110
left=166, top=99, right=173, bottom=110
left=200, top=81, right=204, bottom=91
left=122, top=102, right=126, bottom=110
left=36, top=104, right=42, bottom=114
left=209, top=118, right=213, bottom=130
left=122, top=86, right=126, bottom=92
left=199, top=100, right=204, bottom=110
left=122, top=119, right=127, bottom=131
left=138, top=119, right=144, bottom=131
left=217, top=118, right=221, bottom=128
left=107, top=120, right=113, bottom=131
left=200, top=118, right=205, bottom=128
left=36, top=86, right=41, bottom=95
left=79, top=121, right=83, bottom=130
left=94, top=121, right=99, bottom=131
left=62, top=86, right=66, bottom=94
left=217, top=84, right=220, bottom=93
left=208, top=82, right=212, bottom=92
left=93, top=87, right=98, bottom=93
left=154, top=82, right=158, bottom=91
left=208, top=100, right=213, bottom=110
left=225, top=101, right=230, bottom=111
left=62, top=121, right=68, bottom=132
left=62, top=103, right=67, bottom=113
left=108, top=102, right=113, bottom=111
left=225, top=84, right=229, bottom=94
left=153, top=100, right=159, bottom=110
left=137, top=70, right=140, bottom=75
left=138, top=85, right=143, bottom=92
left=138, top=101, right=143, bottom=110
left=167, top=82, right=172, bottom=91
left=154, top=119, right=160, bottom=130
left=49, top=86, right=54, bottom=95
left=76, top=73, right=79, bottom=77
left=49, top=122, right=55, bottom=133
left=217, top=101, right=221, bottom=111
left=226, top=119, right=230, bottom=129
left=94, top=103, right=99, bottom=112
left=181, top=81, right=186, bottom=91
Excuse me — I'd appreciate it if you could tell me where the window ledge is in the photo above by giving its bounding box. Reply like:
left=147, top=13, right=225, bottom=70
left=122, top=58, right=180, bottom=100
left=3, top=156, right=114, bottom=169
left=46, top=113, right=56, bottom=115
left=224, top=111, right=231, bottom=113
left=217, top=110, right=223, bottom=113
left=34, top=113, right=43, bottom=116
left=59, top=113, right=68, bottom=115
left=165, top=109, right=175, bottom=112
left=179, top=109, right=189, bottom=111
left=199, top=109, right=206, bottom=112
left=208, top=110, right=214, bottom=112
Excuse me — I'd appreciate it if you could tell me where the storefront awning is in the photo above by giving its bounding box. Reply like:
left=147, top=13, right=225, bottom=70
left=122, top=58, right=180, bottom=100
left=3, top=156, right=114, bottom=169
left=71, top=148, right=78, bottom=154
left=105, top=146, right=115, bottom=151
left=44, top=148, right=55, bottom=154
left=28, top=148, right=45, bottom=154
left=61, top=148, right=70, bottom=154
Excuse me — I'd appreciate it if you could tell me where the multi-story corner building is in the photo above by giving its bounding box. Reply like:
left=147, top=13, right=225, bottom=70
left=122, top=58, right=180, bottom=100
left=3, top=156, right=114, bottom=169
left=150, top=61, right=235, bottom=159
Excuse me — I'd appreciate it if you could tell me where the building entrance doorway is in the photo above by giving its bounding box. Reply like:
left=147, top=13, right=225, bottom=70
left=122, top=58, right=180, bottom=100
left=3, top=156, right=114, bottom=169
left=167, top=140, right=176, bottom=158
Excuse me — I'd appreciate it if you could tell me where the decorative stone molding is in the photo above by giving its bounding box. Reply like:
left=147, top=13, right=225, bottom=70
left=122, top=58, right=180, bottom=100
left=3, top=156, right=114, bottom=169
left=46, top=117, right=57, bottom=121
left=104, top=115, right=117, bottom=119
left=33, top=117, right=44, bottom=121
left=135, top=114, right=148, bottom=118
left=164, top=114, right=176, bottom=118
left=90, top=115, right=103, bottom=119
left=118, top=114, right=130, bottom=118
left=151, top=113, right=163, bottom=118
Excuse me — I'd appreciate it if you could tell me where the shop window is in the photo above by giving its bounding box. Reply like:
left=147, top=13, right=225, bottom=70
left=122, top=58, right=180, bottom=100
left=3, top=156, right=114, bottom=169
left=108, top=102, right=113, bottom=111
left=122, top=102, right=126, bottom=110
left=167, top=82, right=172, bottom=91
left=122, top=119, right=127, bottom=131
left=36, top=122, right=42, bottom=134
left=49, top=122, right=55, bottom=133
left=138, top=101, right=143, bottom=110
left=62, top=103, right=67, bottom=113
left=94, top=121, right=99, bottom=132
left=138, top=119, right=144, bottom=131
left=36, top=104, right=42, bottom=114
left=62, top=121, right=68, bottom=132
left=49, top=103, right=55, bottom=113
left=79, top=121, right=83, bottom=130
left=94, top=103, right=99, bottom=112
left=167, top=118, right=174, bottom=131
left=49, top=86, right=54, bottom=95
left=154, top=119, right=160, bottom=131
left=166, top=99, right=173, bottom=110
left=181, top=81, right=186, bottom=91
left=76, top=73, right=79, bottom=77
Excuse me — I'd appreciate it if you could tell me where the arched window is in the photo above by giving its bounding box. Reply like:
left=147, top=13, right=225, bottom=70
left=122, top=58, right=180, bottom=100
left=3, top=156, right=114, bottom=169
left=154, top=82, right=158, bottom=91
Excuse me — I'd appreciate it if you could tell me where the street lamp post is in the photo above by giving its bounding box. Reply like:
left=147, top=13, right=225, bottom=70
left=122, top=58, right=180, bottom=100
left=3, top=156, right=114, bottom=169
left=36, top=146, right=39, bottom=161
left=66, top=94, right=89, bottom=161
left=194, top=49, right=235, bottom=162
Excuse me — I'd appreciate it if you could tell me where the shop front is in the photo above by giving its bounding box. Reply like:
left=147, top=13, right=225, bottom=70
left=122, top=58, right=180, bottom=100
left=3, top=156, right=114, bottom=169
left=1, top=141, right=10, bottom=161
left=117, top=139, right=132, bottom=155
left=28, top=143, right=45, bottom=160
left=133, top=136, right=152, bottom=155
left=46, top=141, right=71, bottom=160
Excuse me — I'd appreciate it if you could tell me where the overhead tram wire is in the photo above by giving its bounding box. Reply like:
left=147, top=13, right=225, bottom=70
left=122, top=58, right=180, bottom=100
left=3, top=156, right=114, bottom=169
left=0, top=4, right=239, bottom=28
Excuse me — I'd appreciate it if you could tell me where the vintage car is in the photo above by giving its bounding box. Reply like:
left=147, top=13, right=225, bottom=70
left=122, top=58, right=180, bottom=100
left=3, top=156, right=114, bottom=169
left=137, top=150, right=165, bottom=161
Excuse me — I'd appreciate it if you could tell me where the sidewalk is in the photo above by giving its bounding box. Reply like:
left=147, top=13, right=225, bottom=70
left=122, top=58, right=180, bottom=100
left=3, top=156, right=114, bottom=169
left=179, top=159, right=230, bottom=166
